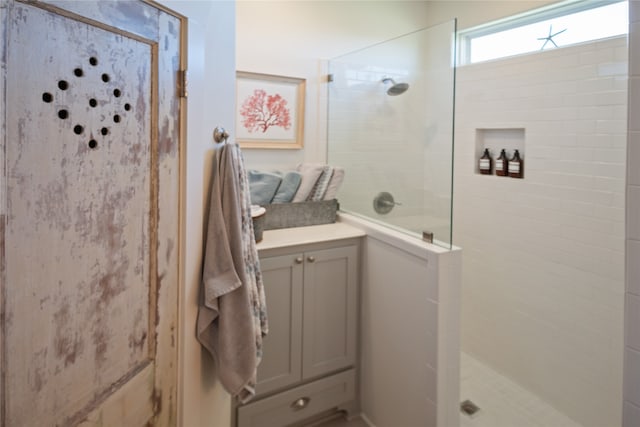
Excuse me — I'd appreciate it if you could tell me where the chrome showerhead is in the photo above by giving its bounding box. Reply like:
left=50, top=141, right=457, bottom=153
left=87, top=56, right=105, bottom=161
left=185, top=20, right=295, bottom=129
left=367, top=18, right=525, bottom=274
left=381, top=77, right=409, bottom=96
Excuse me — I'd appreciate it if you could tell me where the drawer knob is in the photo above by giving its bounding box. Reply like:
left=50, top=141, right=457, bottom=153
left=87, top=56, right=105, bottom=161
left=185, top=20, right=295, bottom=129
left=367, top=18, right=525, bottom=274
left=290, top=397, right=310, bottom=410
left=295, top=257, right=304, bottom=264
left=307, top=256, right=315, bottom=263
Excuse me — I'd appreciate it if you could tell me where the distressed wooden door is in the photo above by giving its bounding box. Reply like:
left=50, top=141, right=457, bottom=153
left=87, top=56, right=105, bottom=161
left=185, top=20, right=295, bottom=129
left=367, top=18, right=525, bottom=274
left=1, top=0, right=183, bottom=425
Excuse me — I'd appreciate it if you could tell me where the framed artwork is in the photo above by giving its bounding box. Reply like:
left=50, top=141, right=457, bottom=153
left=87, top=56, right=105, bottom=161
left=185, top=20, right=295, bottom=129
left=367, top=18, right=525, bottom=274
left=236, top=71, right=306, bottom=149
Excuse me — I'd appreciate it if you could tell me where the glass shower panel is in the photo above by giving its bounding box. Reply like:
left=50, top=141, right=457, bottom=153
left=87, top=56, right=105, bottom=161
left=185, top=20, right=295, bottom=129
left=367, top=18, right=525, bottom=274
left=328, top=20, right=456, bottom=248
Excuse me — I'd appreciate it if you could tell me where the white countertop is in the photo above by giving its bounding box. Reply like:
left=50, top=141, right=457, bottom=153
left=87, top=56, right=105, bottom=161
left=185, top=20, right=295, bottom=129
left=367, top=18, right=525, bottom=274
left=256, top=222, right=366, bottom=251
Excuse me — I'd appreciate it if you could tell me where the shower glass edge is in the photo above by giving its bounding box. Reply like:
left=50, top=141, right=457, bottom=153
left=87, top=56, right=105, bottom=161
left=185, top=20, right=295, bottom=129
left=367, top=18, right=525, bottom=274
left=327, top=19, right=457, bottom=249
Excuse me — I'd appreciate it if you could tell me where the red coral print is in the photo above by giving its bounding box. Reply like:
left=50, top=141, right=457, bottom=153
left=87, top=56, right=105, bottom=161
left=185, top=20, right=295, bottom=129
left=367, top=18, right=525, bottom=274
left=240, top=89, right=292, bottom=133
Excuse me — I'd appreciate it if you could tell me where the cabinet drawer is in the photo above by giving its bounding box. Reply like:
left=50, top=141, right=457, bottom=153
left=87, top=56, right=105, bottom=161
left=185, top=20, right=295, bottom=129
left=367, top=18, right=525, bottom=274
left=237, top=369, right=356, bottom=427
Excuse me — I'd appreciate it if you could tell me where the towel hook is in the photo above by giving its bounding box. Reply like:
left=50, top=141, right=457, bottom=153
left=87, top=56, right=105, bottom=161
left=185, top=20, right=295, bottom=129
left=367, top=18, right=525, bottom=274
left=213, top=126, right=230, bottom=144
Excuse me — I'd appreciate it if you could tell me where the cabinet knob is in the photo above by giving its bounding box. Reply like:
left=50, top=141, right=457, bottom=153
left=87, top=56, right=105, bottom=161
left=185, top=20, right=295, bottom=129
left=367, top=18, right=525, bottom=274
left=307, top=256, right=315, bottom=263
left=290, top=397, right=310, bottom=410
left=295, top=257, right=304, bottom=264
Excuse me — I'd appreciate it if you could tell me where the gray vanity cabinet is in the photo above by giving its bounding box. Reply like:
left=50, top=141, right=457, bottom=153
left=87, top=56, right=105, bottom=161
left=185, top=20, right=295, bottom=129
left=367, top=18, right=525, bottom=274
left=254, top=253, right=304, bottom=395
left=237, top=238, right=360, bottom=427
left=301, top=245, right=358, bottom=379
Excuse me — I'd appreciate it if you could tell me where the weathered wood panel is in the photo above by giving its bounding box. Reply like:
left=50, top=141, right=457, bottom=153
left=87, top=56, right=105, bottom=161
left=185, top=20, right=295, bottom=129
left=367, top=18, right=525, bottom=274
left=77, top=363, right=155, bottom=427
left=40, top=0, right=160, bottom=42
left=0, top=0, right=8, bottom=418
left=2, top=0, right=183, bottom=424
left=4, top=2, right=155, bottom=425
left=152, top=7, right=182, bottom=427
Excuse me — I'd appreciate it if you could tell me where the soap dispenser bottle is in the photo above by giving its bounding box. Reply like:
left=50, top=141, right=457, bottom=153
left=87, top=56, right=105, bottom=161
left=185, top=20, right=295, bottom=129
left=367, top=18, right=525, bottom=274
left=495, top=149, right=508, bottom=176
left=508, top=149, right=523, bottom=178
left=479, top=148, right=492, bottom=175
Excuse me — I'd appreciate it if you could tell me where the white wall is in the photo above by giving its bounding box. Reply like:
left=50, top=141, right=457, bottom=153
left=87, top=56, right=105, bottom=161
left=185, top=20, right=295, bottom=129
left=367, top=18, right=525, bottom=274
left=624, top=1, right=640, bottom=425
left=157, top=2, right=237, bottom=427
left=236, top=1, right=430, bottom=171
left=454, top=37, right=627, bottom=427
left=340, top=214, right=461, bottom=427
left=425, top=0, right=558, bottom=30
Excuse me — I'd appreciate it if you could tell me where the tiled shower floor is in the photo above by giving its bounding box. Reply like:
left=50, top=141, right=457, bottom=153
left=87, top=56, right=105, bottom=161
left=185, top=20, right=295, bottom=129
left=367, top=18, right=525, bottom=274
left=460, top=352, right=583, bottom=427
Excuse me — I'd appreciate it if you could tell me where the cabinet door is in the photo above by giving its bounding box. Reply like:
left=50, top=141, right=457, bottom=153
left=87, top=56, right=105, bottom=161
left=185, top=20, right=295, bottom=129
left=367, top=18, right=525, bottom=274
left=256, top=254, right=304, bottom=395
left=302, top=245, right=359, bottom=379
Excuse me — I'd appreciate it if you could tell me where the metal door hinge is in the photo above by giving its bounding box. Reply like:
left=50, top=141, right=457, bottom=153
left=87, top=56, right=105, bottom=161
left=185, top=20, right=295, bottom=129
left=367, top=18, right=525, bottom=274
left=178, top=69, right=188, bottom=98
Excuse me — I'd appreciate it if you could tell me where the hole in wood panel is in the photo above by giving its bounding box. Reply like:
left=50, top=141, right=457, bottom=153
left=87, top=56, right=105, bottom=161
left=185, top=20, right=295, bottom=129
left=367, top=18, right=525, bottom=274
left=460, top=400, right=481, bottom=417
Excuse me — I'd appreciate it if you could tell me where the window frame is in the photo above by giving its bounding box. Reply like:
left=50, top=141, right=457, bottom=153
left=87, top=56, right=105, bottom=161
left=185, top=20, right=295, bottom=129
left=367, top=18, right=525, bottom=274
left=458, top=0, right=627, bottom=65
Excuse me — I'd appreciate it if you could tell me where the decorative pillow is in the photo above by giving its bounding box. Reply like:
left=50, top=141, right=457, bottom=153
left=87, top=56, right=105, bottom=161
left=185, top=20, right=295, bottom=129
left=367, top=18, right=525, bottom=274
left=291, top=163, right=325, bottom=203
left=248, top=170, right=282, bottom=205
left=323, top=167, right=344, bottom=200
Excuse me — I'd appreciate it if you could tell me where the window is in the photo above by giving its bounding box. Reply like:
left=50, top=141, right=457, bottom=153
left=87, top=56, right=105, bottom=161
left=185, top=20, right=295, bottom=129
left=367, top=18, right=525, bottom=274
left=458, top=0, right=628, bottom=65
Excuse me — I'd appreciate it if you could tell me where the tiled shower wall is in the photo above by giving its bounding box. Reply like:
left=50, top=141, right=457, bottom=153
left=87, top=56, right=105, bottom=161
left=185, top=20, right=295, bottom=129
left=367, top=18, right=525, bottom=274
left=625, top=2, right=640, bottom=425
left=454, top=36, right=627, bottom=427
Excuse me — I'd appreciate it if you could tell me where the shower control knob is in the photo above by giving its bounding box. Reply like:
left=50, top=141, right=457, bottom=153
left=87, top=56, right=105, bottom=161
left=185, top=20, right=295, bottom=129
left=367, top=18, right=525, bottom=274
left=373, top=191, right=401, bottom=214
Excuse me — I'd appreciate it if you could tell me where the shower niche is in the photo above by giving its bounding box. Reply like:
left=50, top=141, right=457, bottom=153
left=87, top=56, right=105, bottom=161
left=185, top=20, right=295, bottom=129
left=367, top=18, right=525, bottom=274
left=475, top=128, right=525, bottom=178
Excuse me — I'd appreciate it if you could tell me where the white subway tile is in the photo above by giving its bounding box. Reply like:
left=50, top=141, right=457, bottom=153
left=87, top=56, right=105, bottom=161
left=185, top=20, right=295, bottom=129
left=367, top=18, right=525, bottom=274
left=613, top=133, right=629, bottom=148
left=599, top=61, right=628, bottom=77
left=623, top=401, right=640, bottom=427
left=629, top=77, right=640, bottom=132
left=625, top=348, right=640, bottom=407
left=627, top=294, right=640, bottom=352
left=561, top=119, right=596, bottom=134
left=631, top=0, right=640, bottom=24
left=580, top=48, right=614, bottom=66
left=597, top=119, right=628, bottom=134
left=593, top=161, right=627, bottom=179
left=631, top=22, right=640, bottom=75
left=628, top=185, right=640, bottom=240
left=615, top=75, right=629, bottom=91
left=597, top=90, right=629, bottom=106
left=577, top=77, right=614, bottom=94
left=593, top=204, right=625, bottom=221
left=628, top=240, right=640, bottom=297
left=593, top=148, right=627, bottom=163
left=580, top=105, right=614, bottom=120
left=629, top=132, right=640, bottom=186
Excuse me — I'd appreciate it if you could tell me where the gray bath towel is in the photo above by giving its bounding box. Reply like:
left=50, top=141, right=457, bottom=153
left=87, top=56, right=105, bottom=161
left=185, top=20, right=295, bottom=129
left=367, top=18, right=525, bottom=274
left=248, top=170, right=282, bottom=205
left=197, top=144, right=267, bottom=404
left=271, top=171, right=302, bottom=203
